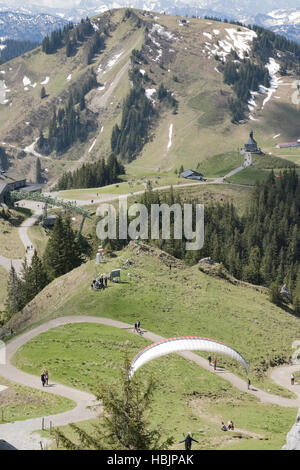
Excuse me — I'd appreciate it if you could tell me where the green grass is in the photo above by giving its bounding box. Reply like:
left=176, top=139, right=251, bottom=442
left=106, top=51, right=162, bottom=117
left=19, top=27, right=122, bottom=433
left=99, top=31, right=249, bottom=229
left=11, top=323, right=297, bottom=450
left=197, top=151, right=244, bottom=178
left=57, top=173, right=193, bottom=200
left=0, top=218, right=24, bottom=258
left=227, top=167, right=272, bottom=185
left=0, top=375, right=75, bottom=423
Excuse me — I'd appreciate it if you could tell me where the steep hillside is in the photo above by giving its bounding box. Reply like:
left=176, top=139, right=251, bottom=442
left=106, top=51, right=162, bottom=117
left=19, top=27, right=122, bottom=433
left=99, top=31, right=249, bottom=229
left=0, top=8, right=299, bottom=187
left=7, top=242, right=300, bottom=390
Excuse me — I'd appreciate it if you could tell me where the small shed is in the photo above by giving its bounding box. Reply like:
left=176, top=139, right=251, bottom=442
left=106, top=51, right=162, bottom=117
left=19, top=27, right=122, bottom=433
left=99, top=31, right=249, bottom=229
left=110, top=269, right=121, bottom=282
left=181, top=169, right=206, bottom=181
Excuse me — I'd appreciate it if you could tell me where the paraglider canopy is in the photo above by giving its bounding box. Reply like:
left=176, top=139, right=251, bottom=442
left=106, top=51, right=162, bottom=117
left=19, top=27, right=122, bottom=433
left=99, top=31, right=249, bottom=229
left=130, top=336, right=248, bottom=377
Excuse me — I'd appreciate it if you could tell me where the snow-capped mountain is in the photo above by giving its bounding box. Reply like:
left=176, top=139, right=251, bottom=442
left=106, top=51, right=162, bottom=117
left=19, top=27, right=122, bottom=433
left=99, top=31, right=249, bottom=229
left=0, top=11, right=68, bottom=41
left=0, top=1, right=298, bottom=42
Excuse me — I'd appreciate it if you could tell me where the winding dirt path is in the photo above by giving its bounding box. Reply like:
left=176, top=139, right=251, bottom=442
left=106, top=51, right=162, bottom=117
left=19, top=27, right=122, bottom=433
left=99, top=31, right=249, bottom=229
left=0, top=315, right=299, bottom=449
left=0, top=203, right=42, bottom=274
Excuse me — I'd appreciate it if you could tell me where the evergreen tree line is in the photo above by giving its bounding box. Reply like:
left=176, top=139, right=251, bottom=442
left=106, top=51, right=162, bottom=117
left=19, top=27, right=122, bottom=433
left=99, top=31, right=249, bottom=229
left=252, top=26, right=300, bottom=67
left=223, top=58, right=270, bottom=122
left=101, top=171, right=300, bottom=313
left=5, top=215, right=85, bottom=316
left=111, top=82, right=155, bottom=161
left=38, top=71, right=98, bottom=155
left=42, top=17, right=106, bottom=64
left=0, top=39, right=40, bottom=65
left=56, top=154, right=125, bottom=190
left=111, top=65, right=177, bottom=162
left=42, top=22, right=74, bottom=54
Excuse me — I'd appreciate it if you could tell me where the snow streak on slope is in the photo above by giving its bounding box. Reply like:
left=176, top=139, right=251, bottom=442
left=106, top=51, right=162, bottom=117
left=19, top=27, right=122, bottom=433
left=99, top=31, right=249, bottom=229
left=260, top=58, right=281, bottom=109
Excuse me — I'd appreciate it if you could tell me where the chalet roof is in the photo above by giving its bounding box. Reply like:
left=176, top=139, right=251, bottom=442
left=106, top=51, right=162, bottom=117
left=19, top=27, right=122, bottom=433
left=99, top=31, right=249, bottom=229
left=181, top=169, right=203, bottom=178
left=246, top=130, right=257, bottom=146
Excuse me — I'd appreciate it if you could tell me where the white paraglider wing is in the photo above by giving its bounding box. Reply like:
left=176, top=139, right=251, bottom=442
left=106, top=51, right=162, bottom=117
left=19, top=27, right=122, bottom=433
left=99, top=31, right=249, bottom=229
left=130, top=336, right=248, bottom=377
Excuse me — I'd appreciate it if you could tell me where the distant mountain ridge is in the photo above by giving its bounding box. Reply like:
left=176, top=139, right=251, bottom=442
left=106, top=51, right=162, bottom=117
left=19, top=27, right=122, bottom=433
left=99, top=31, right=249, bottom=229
left=0, top=11, right=68, bottom=42
left=0, top=1, right=298, bottom=42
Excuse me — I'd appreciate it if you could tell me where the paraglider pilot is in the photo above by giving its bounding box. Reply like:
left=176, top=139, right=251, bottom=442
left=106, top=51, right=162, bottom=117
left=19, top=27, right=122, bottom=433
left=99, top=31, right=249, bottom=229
left=179, top=432, right=199, bottom=451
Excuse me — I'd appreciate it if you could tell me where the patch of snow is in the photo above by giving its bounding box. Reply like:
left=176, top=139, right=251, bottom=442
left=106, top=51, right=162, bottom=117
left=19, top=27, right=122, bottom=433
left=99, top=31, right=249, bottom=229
left=24, top=87, right=29, bottom=91
left=203, top=32, right=212, bottom=40
left=105, top=53, right=123, bottom=72
left=23, top=76, right=31, bottom=87
left=273, top=134, right=281, bottom=139
left=31, top=83, right=37, bottom=88
left=260, top=58, right=281, bottom=109
left=0, top=70, right=5, bottom=74
left=98, top=84, right=105, bottom=91
left=66, top=74, right=72, bottom=81
left=40, top=76, right=49, bottom=85
left=214, top=67, right=221, bottom=74
left=24, top=138, right=42, bottom=157
left=145, top=88, right=156, bottom=102
left=167, top=123, right=173, bottom=151
left=150, top=23, right=176, bottom=42
left=225, top=28, right=257, bottom=60
left=100, top=126, right=104, bottom=133
left=88, top=139, right=96, bottom=153
left=213, top=29, right=220, bottom=35
left=140, top=69, right=145, bottom=75
left=0, top=385, right=8, bottom=392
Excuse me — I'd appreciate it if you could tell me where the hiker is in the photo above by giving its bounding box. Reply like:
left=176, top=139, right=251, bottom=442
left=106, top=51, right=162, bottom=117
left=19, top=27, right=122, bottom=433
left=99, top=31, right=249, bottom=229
left=44, top=370, right=49, bottom=386
left=179, top=432, right=199, bottom=451
left=41, top=372, right=46, bottom=387
left=137, top=320, right=141, bottom=331
left=169, top=264, right=172, bottom=272
left=291, top=373, right=295, bottom=385
left=247, top=378, right=251, bottom=390
left=227, top=420, right=234, bottom=431
left=104, top=275, right=108, bottom=288
left=134, top=322, right=138, bottom=332
left=208, top=355, right=212, bottom=366
left=221, top=422, right=227, bottom=431
left=213, top=358, right=217, bottom=371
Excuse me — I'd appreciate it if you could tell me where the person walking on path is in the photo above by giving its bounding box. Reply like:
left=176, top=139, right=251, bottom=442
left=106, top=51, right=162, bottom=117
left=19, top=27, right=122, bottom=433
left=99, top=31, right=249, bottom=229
left=208, top=355, right=212, bottom=366
left=247, top=378, right=251, bottom=390
left=213, top=358, right=217, bottom=371
left=179, top=432, right=199, bottom=450
left=41, top=372, right=46, bottom=387
left=44, top=370, right=49, bottom=386
left=137, top=320, right=141, bottom=332
left=291, top=374, right=295, bottom=385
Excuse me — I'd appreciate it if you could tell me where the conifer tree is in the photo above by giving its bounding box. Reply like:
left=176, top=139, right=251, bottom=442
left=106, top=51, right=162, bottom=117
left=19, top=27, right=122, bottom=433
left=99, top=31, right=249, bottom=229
left=6, top=265, right=22, bottom=314
left=55, top=359, right=174, bottom=450
left=35, top=158, right=43, bottom=184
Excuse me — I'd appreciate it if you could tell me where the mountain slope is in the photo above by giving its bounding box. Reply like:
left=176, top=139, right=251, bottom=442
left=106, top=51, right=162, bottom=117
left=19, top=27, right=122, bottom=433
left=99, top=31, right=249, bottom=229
left=0, top=8, right=299, bottom=187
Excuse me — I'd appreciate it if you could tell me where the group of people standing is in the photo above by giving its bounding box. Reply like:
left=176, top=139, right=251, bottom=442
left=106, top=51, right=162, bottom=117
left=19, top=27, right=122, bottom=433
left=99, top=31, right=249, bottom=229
left=91, top=274, right=108, bottom=290
left=41, top=370, right=49, bottom=387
